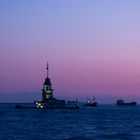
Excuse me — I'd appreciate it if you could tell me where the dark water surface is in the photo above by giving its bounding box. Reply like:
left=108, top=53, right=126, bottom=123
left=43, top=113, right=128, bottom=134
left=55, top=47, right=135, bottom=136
left=0, top=104, right=140, bottom=140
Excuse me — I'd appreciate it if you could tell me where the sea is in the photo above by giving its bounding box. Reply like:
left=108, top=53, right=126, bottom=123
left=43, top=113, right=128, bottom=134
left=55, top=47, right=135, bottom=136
left=0, top=104, right=140, bottom=140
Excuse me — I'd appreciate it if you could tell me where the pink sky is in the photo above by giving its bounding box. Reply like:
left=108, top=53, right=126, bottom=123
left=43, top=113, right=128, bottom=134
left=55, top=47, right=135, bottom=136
left=0, top=0, right=140, bottom=102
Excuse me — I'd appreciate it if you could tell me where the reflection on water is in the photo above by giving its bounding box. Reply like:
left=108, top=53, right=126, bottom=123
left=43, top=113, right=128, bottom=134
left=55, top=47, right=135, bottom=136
left=0, top=104, right=140, bottom=140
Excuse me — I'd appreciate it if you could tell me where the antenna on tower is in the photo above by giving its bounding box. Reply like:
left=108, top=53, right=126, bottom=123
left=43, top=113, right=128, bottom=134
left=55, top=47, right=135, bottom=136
left=47, top=62, right=49, bottom=78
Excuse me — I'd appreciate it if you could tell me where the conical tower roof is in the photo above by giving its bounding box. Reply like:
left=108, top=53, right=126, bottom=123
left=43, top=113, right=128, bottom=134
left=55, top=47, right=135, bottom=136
left=44, top=62, right=52, bottom=85
left=44, top=77, right=52, bottom=85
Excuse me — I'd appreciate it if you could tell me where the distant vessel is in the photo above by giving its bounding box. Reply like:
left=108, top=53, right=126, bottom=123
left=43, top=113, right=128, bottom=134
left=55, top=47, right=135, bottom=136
left=84, top=98, right=97, bottom=107
left=116, top=99, right=136, bottom=106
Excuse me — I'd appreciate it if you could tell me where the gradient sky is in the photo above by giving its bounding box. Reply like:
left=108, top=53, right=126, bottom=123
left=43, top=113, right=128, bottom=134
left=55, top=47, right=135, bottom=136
left=1, top=0, right=140, bottom=103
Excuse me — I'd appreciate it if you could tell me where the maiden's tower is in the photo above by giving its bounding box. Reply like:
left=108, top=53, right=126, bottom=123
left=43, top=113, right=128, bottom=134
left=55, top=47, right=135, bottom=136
left=36, top=63, right=65, bottom=109
left=15, top=63, right=79, bottom=109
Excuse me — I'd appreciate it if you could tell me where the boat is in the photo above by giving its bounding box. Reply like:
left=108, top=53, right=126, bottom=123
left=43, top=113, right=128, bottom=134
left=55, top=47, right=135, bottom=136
left=84, top=98, right=97, bottom=107
left=116, top=99, right=136, bottom=106
left=15, top=101, right=79, bottom=110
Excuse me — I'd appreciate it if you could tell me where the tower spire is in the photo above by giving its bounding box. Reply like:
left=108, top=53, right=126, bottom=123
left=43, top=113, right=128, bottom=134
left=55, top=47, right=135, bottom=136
left=47, top=62, right=49, bottom=78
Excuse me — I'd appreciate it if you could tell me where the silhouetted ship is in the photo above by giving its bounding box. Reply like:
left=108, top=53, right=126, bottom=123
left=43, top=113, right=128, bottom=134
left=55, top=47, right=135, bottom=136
left=84, top=98, right=97, bottom=107
left=116, top=99, right=136, bottom=106
left=15, top=63, right=79, bottom=110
